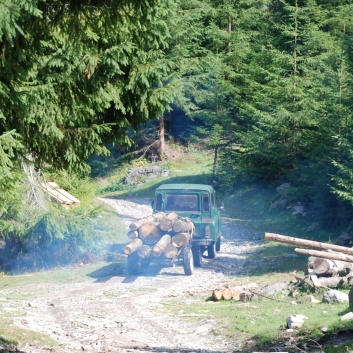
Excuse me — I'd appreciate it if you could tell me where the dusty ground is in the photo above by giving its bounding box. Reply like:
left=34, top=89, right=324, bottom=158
left=2, top=197, right=267, bottom=353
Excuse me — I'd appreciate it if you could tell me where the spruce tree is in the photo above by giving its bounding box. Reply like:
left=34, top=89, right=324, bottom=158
left=0, top=0, right=174, bottom=179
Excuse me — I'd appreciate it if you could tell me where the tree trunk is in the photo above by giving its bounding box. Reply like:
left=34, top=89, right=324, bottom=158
left=129, top=216, right=156, bottom=231
left=138, top=222, right=162, bottom=245
left=171, top=232, right=191, bottom=248
left=317, top=276, right=349, bottom=288
left=159, top=113, right=165, bottom=157
left=308, top=256, right=352, bottom=276
left=127, top=230, right=139, bottom=239
left=239, top=292, right=253, bottom=302
left=349, top=285, right=353, bottom=310
left=222, top=288, right=233, bottom=300
left=123, top=238, right=143, bottom=255
left=159, top=212, right=179, bottom=232
left=212, top=289, right=223, bottom=301
left=164, top=244, right=178, bottom=259
left=138, top=244, right=151, bottom=259
left=152, top=234, right=172, bottom=257
left=172, top=218, right=194, bottom=233
left=232, top=290, right=242, bottom=301
left=153, top=212, right=166, bottom=223
left=265, top=232, right=353, bottom=255
left=295, top=248, right=353, bottom=263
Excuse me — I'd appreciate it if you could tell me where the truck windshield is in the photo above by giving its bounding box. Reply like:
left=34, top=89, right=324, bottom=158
left=166, top=193, right=200, bottom=212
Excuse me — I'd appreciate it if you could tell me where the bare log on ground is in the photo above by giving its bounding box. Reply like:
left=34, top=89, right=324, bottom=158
left=129, top=215, right=156, bottom=231
left=152, top=234, right=172, bottom=257
left=127, top=230, right=139, bottom=239
left=123, top=238, right=143, bottom=255
left=171, top=232, right=191, bottom=248
left=295, top=248, right=353, bottom=263
left=316, top=276, right=348, bottom=288
left=138, top=222, right=162, bottom=245
left=239, top=292, right=255, bottom=302
left=159, top=212, right=179, bottom=232
left=164, top=244, right=178, bottom=259
left=265, top=232, right=353, bottom=255
left=232, top=290, right=242, bottom=301
left=172, top=218, right=195, bottom=234
left=222, top=288, right=233, bottom=300
left=308, top=256, right=353, bottom=276
left=138, top=244, right=151, bottom=259
left=212, top=289, right=223, bottom=301
left=212, top=283, right=259, bottom=301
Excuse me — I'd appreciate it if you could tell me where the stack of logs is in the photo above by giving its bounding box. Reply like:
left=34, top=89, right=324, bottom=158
left=265, top=233, right=353, bottom=288
left=212, top=283, right=259, bottom=301
left=122, top=212, right=195, bottom=261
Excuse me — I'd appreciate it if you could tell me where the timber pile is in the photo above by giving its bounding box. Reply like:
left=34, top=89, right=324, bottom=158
left=265, top=232, right=353, bottom=288
left=212, top=283, right=259, bottom=301
left=122, top=212, right=195, bottom=261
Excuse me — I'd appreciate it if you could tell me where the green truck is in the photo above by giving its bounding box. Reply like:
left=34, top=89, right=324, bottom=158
left=152, top=183, right=222, bottom=274
left=127, top=183, right=223, bottom=276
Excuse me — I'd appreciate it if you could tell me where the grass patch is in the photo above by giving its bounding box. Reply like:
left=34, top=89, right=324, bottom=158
left=0, top=316, right=58, bottom=347
left=164, top=289, right=353, bottom=352
left=98, top=148, right=214, bottom=200
left=0, top=261, right=121, bottom=292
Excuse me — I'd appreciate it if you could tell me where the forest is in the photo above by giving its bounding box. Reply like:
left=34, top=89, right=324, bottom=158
left=1, top=0, right=353, bottom=268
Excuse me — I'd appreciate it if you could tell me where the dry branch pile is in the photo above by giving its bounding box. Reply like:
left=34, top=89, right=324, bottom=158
left=265, top=232, right=353, bottom=288
left=122, top=212, right=195, bottom=261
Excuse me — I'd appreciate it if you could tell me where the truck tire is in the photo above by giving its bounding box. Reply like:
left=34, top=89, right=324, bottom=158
left=183, top=247, right=194, bottom=276
left=207, top=241, right=216, bottom=259
left=127, top=252, right=140, bottom=275
left=192, top=245, right=203, bottom=267
left=216, top=234, right=221, bottom=252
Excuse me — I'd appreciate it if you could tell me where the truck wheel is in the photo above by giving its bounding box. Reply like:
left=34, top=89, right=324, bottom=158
left=183, top=247, right=194, bottom=276
left=192, top=245, right=203, bottom=267
left=208, top=241, right=216, bottom=259
left=127, top=252, right=140, bottom=275
left=216, top=234, right=221, bottom=252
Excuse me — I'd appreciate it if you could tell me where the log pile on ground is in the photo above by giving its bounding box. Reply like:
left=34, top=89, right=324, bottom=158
left=122, top=212, right=195, bottom=261
left=212, top=283, right=259, bottom=301
left=265, top=232, right=353, bottom=288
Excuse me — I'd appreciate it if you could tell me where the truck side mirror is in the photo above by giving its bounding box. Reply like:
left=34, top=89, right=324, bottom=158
left=219, top=202, right=224, bottom=211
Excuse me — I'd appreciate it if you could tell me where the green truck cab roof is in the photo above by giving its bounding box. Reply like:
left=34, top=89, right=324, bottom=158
left=155, top=184, right=214, bottom=193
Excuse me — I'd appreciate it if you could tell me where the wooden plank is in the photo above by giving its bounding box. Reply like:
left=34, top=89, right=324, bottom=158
left=42, top=182, right=80, bottom=205
left=308, top=268, right=321, bottom=288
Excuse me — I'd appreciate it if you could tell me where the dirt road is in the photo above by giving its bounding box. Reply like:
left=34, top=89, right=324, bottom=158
left=4, top=197, right=265, bottom=353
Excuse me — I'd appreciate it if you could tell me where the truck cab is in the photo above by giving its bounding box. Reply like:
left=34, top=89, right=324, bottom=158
left=152, top=183, right=222, bottom=266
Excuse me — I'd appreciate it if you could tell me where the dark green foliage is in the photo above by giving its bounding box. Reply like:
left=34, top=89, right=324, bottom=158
left=0, top=0, right=174, bottom=176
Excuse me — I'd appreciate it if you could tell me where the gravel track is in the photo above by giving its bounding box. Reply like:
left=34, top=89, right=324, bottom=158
left=3, top=196, right=265, bottom=353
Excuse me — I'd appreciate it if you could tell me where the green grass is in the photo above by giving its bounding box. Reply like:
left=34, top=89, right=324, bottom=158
left=163, top=288, right=353, bottom=352
left=0, top=316, right=58, bottom=348
left=97, top=148, right=214, bottom=199
left=0, top=261, right=125, bottom=293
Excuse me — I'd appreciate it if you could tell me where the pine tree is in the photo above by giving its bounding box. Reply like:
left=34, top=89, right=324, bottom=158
left=0, top=0, right=174, bottom=179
